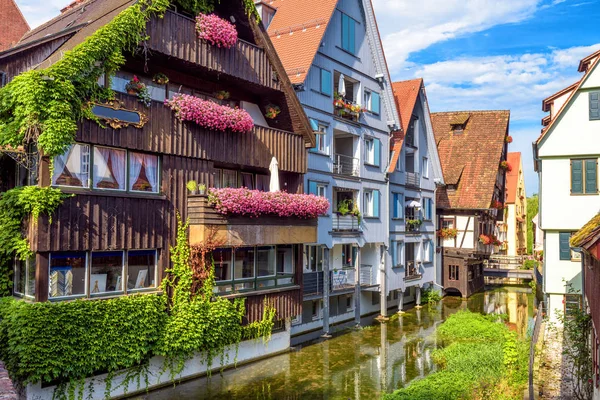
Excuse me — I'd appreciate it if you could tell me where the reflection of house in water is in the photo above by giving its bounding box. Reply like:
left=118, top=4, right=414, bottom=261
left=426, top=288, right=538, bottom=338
left=484, top=290, right=531, bottom=337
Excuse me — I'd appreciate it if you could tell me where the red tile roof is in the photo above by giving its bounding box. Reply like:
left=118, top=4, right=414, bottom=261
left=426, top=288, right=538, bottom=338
left=0, top=0, right=29, bottom=52
left=505, top=152, right=521, bottom=204
left=392, top=78, right=422, bottom=131
left=432, top=110, right=510, bottom=210
left=267, top=0, right=338, bottom=84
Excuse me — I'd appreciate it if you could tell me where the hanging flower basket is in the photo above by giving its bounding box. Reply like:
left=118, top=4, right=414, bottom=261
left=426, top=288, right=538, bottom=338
left=437, top=228, right=458, bottom=239
left=125, top=76, right=151, bottom=107
left=207, top=188, right=330, bottom=219
left=479, top=234, right=502, bottom=246
left=152, top=73, right=169, bottom=85
left=499, top=161, right=512, bottom=172
left=265, top=104, right=281, bottom=119
left=505, top=135, right=513, bottom=144
left=196, top=14, right=238, bottom=49
left=165, top=94, right=254, bottom=133
left=490, top=200, right=504, bottom=210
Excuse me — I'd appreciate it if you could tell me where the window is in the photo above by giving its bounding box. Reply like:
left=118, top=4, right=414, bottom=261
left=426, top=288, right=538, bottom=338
left=341, top=244, right=356, bottom=267
left=423, top=198, right=433, bottom=220
left=0, top=72, right=6, bottom=88
left=14, top=257, right=35, bottom=298
left=318, top=68, right=332, bottom=96
left=240, top=172, right=254, bottom=189
left=424, top=240, right=433, bottom=263
left=341, top=13, right=356, bottom=54
left=308, top=181, right=327, bottom=198
left=127, top=250, right=156, bottom=290
left=392, top=241, right=404, bottom=268
left=449, top=264, right=459, bottom=281
left=90, top=251, right=124, bottom=295
left=372, top=291, right=380, bottom=305
left=571, top=159, right=597, bottom=194
left=468, top=265, right=474, bottom=281
left=392, top=193, right=404, bottom=219
left=49, top=252, right=87, bottom=298
left=422, top=157, right=429, bottom=178
left=363, top=90, right=380, bottom=115
left=364, top=137, right=380, bottom=166
left=559, top=232, right=573, bottom=261
left=93, top=147, right=126, bottom=190
left=52, top=144, right=90, bottom=188
left=306, top=245, right=323, bottom=272
left=590, top=91, right=600, bottom=120
left=345, top=294, right=353, bottom=312
left=312, top=299, right=323, bottom=320
left=309, top=119, right=328, bottom=154
left=564, top=294, right=582, bottom=317
left=442, top=218, right=455, bottom=230
left=129, top=152, right=159, bottom=193
left=363, top=189, right=379, bottom=217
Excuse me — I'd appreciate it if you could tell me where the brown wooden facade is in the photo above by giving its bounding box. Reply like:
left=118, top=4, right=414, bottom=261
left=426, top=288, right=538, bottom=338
left=0, top=1, right=315, bottom=323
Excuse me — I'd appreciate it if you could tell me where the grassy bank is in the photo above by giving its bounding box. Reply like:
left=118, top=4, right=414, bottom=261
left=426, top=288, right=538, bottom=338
left=383, top=311, right=529, bottom=400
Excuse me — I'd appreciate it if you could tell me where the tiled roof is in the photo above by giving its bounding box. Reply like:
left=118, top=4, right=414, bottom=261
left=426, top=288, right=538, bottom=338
left=388, top=130, right=404, bottom=173
left=505, top=152, right=521, bottom=204
left=392, top=78, right=422, bottom=131
left=267, top=0, right=338, bottom=84
left=0, top=0, right=29, bottom=51
left=432, top=110, right=510, bottom=210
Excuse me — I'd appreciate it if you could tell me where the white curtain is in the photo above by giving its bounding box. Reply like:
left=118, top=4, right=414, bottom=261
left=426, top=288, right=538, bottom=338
left=52, top=145, right=74, bottom=185
left=111, top=150, right=126, bottom=190
left=93, top=147, right=109, bottom=188
left=128, top=153, right=144, bottom=191
left=144, top=154, right=159, bottom=192
left=93, top=148, right=125, bottom=189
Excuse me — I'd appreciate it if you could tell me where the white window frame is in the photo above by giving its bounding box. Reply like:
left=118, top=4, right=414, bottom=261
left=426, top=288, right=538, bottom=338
left=422, top=156, right=429, bottom=178
left=316, top=124, right=328, bottom=154
left=424, top=240, right=432, bottom=263
left=317, top=184, right=326, bottom=198
left=363, top=189, right=374, bottom=217
left=364, top=137, right=375, bottom=165
left=363, top=89, right=372, bottom=110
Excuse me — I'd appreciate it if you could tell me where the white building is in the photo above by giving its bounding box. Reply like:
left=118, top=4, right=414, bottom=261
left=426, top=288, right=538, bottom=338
left=534, top=49, right=600, bottom=322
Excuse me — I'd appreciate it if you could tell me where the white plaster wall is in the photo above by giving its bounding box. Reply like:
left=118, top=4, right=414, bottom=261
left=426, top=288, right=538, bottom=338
left=26, top=330, right=290, bottom=400
left=551, top=91, right=572, bottom=120
left=544, top=230, right=582, bottom=294
left=455, top=215, right=475, bottom=249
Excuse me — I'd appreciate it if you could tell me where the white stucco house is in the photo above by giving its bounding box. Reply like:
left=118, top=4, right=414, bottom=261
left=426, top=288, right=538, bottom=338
left=534, top=49, right=600, bottom=322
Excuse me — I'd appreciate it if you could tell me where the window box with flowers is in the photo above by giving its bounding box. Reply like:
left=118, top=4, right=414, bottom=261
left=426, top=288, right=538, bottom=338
left=479, top=234, right=502, bottom=246
left=406, top=219, right=422, bottom=233
left=490, top=200, right=504, bottom=210
left=195, top=14, right=238, bottom=49
left=165, top=94, right=254, bottom=133
left=333, top=93, right=362, bottom=122
left=265, top=104, right=281, bottom=120
left=437, top=228, right=458, bottom=240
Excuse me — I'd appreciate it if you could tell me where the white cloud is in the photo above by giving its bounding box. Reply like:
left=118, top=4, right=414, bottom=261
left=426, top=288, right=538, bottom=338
left=16, top=0, right=71, bottom=29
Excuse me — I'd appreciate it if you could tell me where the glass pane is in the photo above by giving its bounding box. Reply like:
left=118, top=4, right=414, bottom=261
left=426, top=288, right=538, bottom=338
left=257, top=246, right=276, bottom=277
left=52, top=144, right=90, bottom=187
left=49, top=252, right=86, bottom=298
left=222, top=170, right=237, bottom=188
left=212, top=248, right=232, bottom=281
left=14, top=259, right=24, bottom=295
left=127, top=250, right=156, bottom=290
left=26, top=257, right=36, bottom=297
left=91, top=105, right=141, bottom=125
left=277, top=245, right=294, bottom=285
left=241, top=173, right=254, bottom=190
left=234, top=247, right=255, bottom=279
left=91, top=252, right=123, bottom=294
left=129, top=152, right=159, bottom=193
left=256, top=175, right=270, bottom=191
left=93, top=147, right=126, bottom=190
left=214, top=282, right=233, bottom=294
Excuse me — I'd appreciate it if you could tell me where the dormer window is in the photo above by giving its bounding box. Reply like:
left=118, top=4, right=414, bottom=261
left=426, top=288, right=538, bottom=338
left=451, top=123, right=465, bottom=134
left=449, top=113, right=470, bottom=134
left=254, top=1, right=276, bottom=29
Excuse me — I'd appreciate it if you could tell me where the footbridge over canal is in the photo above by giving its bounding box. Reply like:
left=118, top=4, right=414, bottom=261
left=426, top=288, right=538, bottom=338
left=483, top=255, right=536, bottom=283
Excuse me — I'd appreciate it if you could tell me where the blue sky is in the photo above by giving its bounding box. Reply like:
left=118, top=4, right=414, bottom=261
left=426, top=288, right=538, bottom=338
left=16, top=0, right=600, bottom=195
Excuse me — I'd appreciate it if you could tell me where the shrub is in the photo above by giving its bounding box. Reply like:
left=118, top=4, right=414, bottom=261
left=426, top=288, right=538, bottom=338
left=523, top=259, right=537, bottom=270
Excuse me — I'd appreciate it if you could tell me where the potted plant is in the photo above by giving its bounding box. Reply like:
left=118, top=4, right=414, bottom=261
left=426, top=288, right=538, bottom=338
left=186, top=180, right=198, bottom=194
left=336, top=199, right=351, bottom=215
left=215, top=90, right=230, bottom=100
left=406, top=219, right=422, bottom=230
left=125, top=75, right=144, bottom=95
left=153, top=73, right=169, bottom=85
left=198, top=183, right=206, bottom=195
left=265, top=104, right=281, bottom=119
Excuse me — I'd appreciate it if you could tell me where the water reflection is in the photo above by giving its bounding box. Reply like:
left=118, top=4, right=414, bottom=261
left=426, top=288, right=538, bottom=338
left=141, top=287, right=534, bottom=400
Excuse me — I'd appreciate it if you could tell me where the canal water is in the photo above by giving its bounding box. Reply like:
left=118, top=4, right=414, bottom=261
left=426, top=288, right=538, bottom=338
left=142, top=287, right=534, bottom=400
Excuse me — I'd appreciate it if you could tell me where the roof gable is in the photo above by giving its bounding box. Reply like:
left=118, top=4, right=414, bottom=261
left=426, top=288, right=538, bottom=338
left=432, top=110, right=509, bottom=210
left=0, top=0, right=30, bottom=52
left=392, top=78, right=422, bottom=131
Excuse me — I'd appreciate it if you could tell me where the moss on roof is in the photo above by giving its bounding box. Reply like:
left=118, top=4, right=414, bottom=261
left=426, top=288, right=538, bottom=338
left=571, top=213, right=600, bottom=247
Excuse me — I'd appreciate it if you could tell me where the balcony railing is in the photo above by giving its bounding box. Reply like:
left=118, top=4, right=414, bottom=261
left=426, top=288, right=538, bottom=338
left=303, top=271, right=326, bottom=296
left=360, top=264, right=377, bottom=286
left=406, top=172, right=420, bottom=188
left=332, top=268, right=356, bottom=291
left=406, top=222, right=422, bottom=234
left=333, top=153, right=359, bottom=177
left=332, top=214, right=361, bottom=233
left=333, top=99, right=361, bottom=122
left=404, top=261, right=423, bottom=281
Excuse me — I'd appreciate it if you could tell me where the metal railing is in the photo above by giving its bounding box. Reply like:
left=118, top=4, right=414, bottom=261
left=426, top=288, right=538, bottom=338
left=332, top=267, right=356, bottom=291
left=303, top=271, right=325, bottom=296
left=404, top=261, right=423, bottom=281
left=529, top=302, right=545, bottom=399
left=406, top=172, right=420, bottom=188
left=359, top=264, right=376, bottom=286
left=333, top=153, right=359, bottom=177
left=332, top=214, right=361, bottom=232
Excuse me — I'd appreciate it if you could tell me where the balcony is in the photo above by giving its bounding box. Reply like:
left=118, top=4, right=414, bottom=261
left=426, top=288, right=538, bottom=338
left=188, top=195, right=317, bottom=246
left=333, top=153, right=359, bottom=177
left=404, top=261, right=423, bottom=282
left=303, top=271, right=326, bottom=297
left=406, top=172, right=420, bottom=188
left=331, top=214, right=361, bottom=234
left=333, top=100, right=361, bottom=123
left=332, top=268, right=356, bottom=291
left=146, top=10, right=279, bottom=90
left=406, top=221, right=422, bottom=235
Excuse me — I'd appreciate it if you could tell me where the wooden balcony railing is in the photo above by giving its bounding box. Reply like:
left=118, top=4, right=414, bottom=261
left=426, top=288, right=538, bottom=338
left=146, top=10, right=280, bottom=90
left=188, top=195, right=317, bottom=246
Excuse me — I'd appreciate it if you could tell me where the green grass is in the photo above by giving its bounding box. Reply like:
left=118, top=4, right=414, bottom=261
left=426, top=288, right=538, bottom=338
left=383, top=311, right=528, bottom=400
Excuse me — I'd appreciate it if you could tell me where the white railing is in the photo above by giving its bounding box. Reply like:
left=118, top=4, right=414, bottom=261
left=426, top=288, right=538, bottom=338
left=332, top=214, right=361, bottom=232
left=333, top=153, right=359, bottom=177
left=332, top=267, right=356, bottom=290
left=359, top=264, right=376, bottom=286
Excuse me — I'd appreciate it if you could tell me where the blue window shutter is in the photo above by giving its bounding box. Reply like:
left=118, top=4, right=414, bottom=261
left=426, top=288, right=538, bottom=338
left=559, top=232, right=571, bottom=260
left=585, top=159, right=597, bottom=193
left=392, top=193, right=398, bottom=218
left=590, top=92, right=600, bottom=120
left=310, top=118, right=319, bottom=131
left=374, top=138, right=381, bottom=167
left=348, top=18, right=355, bottom=54
left=321, top=69, right=332, bottom=96
left=308, top=181, right=317, bottom=195
left=341, top=14, right=349, bottom=51
left=428, top=199, right=433, bottom=219
left=373, top=190, right=380, bottom=217
left=372, top=92, right=380, bottom=114
left=399, top=194, right=404, bottom=218
left=429, top=240, right=434, bottom=262
left=571, top=160, right=583, bottom=194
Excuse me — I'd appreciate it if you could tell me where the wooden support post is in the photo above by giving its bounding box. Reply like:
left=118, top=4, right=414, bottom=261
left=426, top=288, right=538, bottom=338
left=354, top=246, right=361, bottom=326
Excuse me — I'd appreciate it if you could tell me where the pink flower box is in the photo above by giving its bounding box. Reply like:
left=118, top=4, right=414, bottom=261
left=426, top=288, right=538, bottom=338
left=165, top=94, right=254, bottom=133
left=208, top=188, right=330, bottom=219
left=196, top=14, right=238, bottom=49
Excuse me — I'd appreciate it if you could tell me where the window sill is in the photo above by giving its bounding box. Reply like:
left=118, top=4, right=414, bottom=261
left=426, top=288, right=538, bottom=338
left=309, top=150, right=331, bottom=158
left=310, top=89, right=332, bottom=98
left=56, top=187, right=167, bottom=200
left=363, top=216, right=380, bottom=220
left=335, top=45, right=361, bottom=61
left=364, top=162, right=380, bottom=168
left=570, top=192, right=599, bottom=196
left=391, top=265, right=403, bottom=269
left=391, top=217, right=404, bottom=221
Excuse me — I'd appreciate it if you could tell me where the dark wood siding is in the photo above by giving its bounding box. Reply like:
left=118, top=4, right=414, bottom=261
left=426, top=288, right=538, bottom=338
left=146, top=11, right=280, bottom=91
left=0, top=37, right=70, bottom=81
